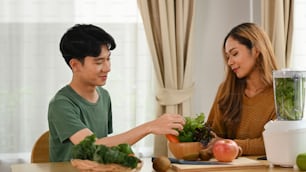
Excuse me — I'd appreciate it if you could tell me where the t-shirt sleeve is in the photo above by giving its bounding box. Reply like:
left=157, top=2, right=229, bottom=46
left=48, top=96, right=87, bottom=143
left=108, top=101, right=113, bottom=134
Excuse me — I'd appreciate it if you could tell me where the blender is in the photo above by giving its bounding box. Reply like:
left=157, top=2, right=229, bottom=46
left=263, top=69, right=306, bottom=167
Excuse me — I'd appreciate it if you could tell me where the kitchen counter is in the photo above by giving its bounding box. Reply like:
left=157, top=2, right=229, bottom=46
left=11, top=157, right=303, bottom=172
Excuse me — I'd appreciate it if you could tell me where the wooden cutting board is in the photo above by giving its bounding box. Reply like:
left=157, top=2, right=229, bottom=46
left=171, top=157, right=268, bottom=172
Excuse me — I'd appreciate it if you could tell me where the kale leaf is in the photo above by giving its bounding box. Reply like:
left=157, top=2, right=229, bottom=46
left=178, top=113, right=212, bottom=146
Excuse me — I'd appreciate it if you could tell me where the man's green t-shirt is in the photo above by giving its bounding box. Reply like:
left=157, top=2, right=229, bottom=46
left=48, top=85, right=113, bottom=162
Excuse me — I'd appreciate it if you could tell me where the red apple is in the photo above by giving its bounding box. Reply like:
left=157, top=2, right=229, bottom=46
left=212, top=139, right=239, bottom=162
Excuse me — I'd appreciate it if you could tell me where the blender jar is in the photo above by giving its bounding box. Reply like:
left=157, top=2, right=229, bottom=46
left=273, top=69, right=306, bottom=120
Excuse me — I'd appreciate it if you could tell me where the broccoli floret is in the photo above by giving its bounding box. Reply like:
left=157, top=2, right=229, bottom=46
left=117, top=143, right=134, bottom=155
left=94, top=144, right=139, bottom=168
left=71, top=134, right=96, bottom=160
left=71, top=135, right=140, bottom=169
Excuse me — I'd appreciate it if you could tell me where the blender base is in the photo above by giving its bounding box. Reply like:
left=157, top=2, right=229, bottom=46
left=268, top=163, right=294, bottom=168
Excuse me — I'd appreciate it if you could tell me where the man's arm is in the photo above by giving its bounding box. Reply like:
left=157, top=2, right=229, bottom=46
left=70, top=113, right=185, bottom=146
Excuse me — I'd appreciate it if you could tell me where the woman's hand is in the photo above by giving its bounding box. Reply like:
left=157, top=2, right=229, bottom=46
left=205, top=131, right=223, bottom=151
left=148, top=113, right=185, bottom=135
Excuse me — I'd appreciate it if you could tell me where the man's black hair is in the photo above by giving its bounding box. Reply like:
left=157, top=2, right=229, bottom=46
left=59, top=24, right=116, bottom=67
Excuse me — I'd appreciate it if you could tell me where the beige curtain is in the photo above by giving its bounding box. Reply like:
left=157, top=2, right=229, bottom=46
left=261, top=0, right=294, bottom=68
left=137, top=0, right=195, bottom=156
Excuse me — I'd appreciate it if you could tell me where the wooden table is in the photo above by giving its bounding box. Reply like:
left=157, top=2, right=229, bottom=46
left=11, top=158, right=153, bottom=172
left=11, top=157, right=302, bottom=172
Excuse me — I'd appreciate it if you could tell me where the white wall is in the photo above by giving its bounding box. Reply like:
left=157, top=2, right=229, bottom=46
left=192, top=0, right=261, bottom=118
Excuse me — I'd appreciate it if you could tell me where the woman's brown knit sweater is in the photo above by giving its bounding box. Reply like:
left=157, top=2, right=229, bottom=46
left=207, top=86, right=276, bottom=155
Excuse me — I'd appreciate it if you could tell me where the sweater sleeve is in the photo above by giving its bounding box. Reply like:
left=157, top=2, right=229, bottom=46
left=234, top=136, right=265, bottom=155
left=206, top=85, right=226, bottom=138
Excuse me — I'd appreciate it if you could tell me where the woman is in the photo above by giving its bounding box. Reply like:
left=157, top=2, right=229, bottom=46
left=207, top=22, right=279, bottom=155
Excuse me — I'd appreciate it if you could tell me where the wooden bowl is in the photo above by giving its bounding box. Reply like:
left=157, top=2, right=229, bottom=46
left=168, top=142, right=203, bottom=160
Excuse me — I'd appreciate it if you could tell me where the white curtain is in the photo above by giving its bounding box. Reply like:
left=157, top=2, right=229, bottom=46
left=261, top=0, right=294, bottom=68
left=137, top=0, right=195, bottom=156
left=0, top=0, right=154, bottom=165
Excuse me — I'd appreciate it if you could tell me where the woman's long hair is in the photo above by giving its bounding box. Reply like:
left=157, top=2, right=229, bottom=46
left=218, top=23, right=279, bottom=138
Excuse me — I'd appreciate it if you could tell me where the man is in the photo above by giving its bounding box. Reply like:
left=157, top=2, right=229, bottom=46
left=48, top=24, right=185, bottom=162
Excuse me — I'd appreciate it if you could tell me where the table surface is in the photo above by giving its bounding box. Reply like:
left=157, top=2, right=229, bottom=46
left=11, top=157, right=303, bottom=172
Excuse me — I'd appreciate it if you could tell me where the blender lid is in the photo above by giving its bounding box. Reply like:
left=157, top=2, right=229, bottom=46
left=264, top=120, right=306, bottom=132
left=273, top=68, right=306, bottom=78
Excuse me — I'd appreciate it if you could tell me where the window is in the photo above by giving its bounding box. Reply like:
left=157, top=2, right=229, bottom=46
left=292, top=0, right=306, bottom=120
left=0, top=0, right=155, bottom=162
left=292, top=0, right=306, bottom=69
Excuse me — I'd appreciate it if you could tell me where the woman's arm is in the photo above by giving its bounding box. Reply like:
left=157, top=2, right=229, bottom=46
left=234, top=136, right=265, bottom=155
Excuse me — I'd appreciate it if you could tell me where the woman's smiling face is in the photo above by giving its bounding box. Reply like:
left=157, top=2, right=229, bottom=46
left=224, top=36, right=258, bottom=79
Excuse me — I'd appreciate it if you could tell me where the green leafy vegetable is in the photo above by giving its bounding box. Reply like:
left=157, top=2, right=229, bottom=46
left=71, top=134, right=96, bottom=160
left=178, top=113, right=212, bottom=146
left=94, top=144, right=139, bottom=168
left=117, top=143, right=134, bottom=155
left=274, top=77, right=305, bottom=120
left=71, top=135, right=140, bottom=169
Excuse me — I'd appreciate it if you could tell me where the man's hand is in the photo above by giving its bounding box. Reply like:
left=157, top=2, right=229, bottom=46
left=148, top=114, right=185, bottom=135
